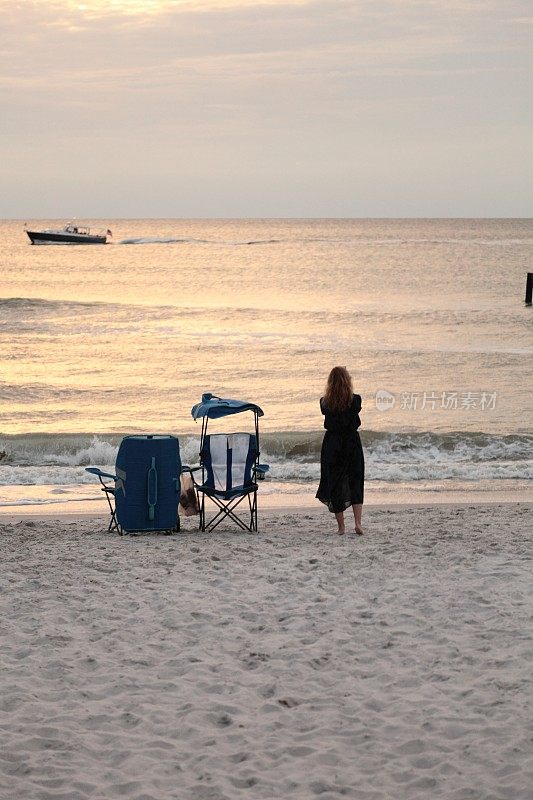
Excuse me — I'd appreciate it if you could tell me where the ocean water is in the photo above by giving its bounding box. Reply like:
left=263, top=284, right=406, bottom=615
left=1, top=218, right=532, bottom=508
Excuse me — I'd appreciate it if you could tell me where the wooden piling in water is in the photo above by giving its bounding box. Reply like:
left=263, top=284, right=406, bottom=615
left=526, top=273, right=533, bottom=306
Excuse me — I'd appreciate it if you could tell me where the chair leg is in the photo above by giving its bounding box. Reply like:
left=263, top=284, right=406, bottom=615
left=201, top=492, right=205, bottom=532
left=249, top=491, right=258, bottom=532
left=99, top=480, right=119, bottom=533
left=247, top=493, right=253, bottom=531
left=200, top=492, right=257, bottom=533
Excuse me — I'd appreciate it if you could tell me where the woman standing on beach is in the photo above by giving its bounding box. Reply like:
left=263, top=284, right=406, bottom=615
left=316, top=366, right=365, bottom=535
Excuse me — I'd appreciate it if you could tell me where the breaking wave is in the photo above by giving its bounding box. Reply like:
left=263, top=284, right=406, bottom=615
left=0, top=431, right=531, bottom=488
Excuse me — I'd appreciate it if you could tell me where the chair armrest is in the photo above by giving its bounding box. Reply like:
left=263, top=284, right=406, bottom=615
left=85, top=467, right=116, bottom=480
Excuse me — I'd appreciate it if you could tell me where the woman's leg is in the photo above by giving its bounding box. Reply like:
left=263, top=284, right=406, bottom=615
left=352, top=503, right=364, bottom=534
left=335, top=510, right=346, bottom=534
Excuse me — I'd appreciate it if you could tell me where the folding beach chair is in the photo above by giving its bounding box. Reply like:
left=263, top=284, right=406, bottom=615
left=186, top=393, right=269, bottom=532
left=86, top=435, right=181, bottom=534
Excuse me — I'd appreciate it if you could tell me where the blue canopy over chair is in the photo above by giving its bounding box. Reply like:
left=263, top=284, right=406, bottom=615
left=187, top=393, right=269, bottom=532
left=192, top=393, right=264, bottom=421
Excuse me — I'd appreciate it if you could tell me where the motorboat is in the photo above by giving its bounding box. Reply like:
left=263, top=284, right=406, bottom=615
left=25, top=222, right=112, bottom=245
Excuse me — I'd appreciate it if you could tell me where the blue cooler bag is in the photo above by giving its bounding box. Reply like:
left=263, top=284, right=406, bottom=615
left=114, top=435, right=181, bottom=533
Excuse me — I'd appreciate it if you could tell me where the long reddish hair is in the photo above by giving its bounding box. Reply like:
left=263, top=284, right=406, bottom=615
left=323, top=366, right=353, bottom=412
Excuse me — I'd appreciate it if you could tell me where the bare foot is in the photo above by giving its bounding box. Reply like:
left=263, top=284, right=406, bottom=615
left=354, top=526, right=364, bottom=535
left=337, top=527, right=346, bottom=536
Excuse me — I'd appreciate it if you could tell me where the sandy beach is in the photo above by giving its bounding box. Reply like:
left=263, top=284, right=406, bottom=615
left=1, top=502, right=531, bottom=800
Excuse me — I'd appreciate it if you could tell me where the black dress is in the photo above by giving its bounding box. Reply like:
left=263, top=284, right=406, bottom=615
left=316, top=394, right=365, bottom=513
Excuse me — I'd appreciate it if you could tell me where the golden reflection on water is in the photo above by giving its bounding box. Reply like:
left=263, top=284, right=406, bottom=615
left=1, top=219, right=532, bottom=436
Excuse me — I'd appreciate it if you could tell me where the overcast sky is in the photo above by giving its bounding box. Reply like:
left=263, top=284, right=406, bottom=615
left=1, top=0, right=531, bottom=217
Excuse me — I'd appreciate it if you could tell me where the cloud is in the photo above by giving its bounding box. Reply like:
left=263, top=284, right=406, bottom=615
left=24, top=0, right=315, bottom=21
left=0, top=0, right=531, bottom=215
left=3, top=0, right=529, bottom=90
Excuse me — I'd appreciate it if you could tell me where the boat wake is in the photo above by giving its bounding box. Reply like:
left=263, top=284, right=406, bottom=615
left=118, top=237, right=282, bottom=246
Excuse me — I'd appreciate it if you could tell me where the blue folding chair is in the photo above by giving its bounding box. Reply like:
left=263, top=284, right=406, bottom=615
left=86, top=435, right=181, bottom=534
left=186, top=394, right=269, bottom=532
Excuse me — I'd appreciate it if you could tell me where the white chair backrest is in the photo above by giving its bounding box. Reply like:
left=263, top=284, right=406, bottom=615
left=230, top=433, right=251, bottom=489
left=208, top=433, right=252, bottom=490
